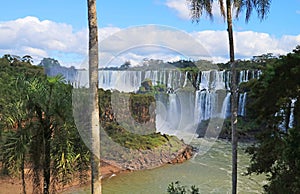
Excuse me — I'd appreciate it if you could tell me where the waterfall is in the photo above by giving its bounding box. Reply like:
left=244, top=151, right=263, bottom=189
left=221, top=93, right=231, bottom=119
left=194, top=91, right=213, bottom=122
left=238, top=92, right=247, bottom=116
left=98, top=71, right=143, bottom=92
left=95, top=69, right=258, bottom=131
left=68, top=69, right=259, bottom=137
left=288, top=99, right=297, bottom=128
left=167, top=93, right=179, bottom=130
left=183, top=71, right=189, bottom=87
left=200, top=71, right=211, bottom=91
left=239, top=70, right=250, bottom=83
left=277, top=98, right=297, bottom=131
left=214, top=70, right=226, bottom=90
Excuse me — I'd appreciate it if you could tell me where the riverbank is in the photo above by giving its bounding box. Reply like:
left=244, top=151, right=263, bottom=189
left=0, top=161, right=124, bottom=194
left=62, top=143, right=193, bottom=194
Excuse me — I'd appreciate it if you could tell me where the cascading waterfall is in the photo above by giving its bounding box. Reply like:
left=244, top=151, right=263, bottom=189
left=183, top=71, right=189, bottom=87
left=74, top=68, right=259, bottom=136
left=167, top=93, right=179, bottom=130
left=221, top=93, right=231, bottom=119
left=238, top=92, right=247, bottom=116
left=288, top=99, right=296, bottom=128
left=194, top=91, right=214, bottom=122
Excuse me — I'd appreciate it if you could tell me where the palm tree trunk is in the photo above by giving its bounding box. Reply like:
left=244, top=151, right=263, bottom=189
left=21, top=152, right=26, bottom=194
left=87, top=0, right=101, bottom=193
left=226, top=1, right=238, bottom=194
left=43, top=126, right=51, bottom=194
left=43, top=84, right=54, bottom=194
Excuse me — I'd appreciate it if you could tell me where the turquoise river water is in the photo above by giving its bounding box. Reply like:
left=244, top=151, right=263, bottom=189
left=63, top=139, right=266, bottom=194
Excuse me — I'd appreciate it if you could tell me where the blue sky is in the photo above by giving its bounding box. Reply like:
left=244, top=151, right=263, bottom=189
left=0, top=0, right=299, bottom=67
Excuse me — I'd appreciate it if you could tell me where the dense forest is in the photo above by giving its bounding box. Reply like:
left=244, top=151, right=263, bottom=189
left=245, top=46, right=300, bottom=193
left=0, top=46, right=300, bottom=193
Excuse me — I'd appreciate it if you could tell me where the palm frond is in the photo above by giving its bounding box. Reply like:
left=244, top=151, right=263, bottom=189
left=218, top=0, right=226, bottom=20
left=245, top=0, right=254, bottom=22
left=187, top=0, right=214, bottom=22
left=233, top=0, right=243, bottom=19
left=255, top=0, right=271, bottom=21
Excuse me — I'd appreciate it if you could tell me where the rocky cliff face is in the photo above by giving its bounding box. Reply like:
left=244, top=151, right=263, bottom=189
left=121, top=140, right=194, bottom=171
left=97, top=89, right=194, bottom=177
left=99, top=90, right=156, bottom=135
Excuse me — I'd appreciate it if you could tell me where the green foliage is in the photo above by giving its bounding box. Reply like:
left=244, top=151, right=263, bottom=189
left=104, top=123, right=168, bottom=150
left=246, top=46, right=300, bottom=193
left=119, top=61, right=131, bottom=70
left=167, top=181, right=200, bottom=194
left=137, top=79, right=167, bottom=94
left=0, top=55, right=90, bottom=192
left=219, top=117, right=260, bottom=140
left=98, top=87, right=170, bottom=150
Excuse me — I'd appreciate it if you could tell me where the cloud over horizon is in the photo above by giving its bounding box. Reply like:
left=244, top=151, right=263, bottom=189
left=0, top=16, right=299, bottom=67
left=0, top=16, right=87, bottom=61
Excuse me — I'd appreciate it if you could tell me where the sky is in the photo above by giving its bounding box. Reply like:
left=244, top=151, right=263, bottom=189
left=0, top=0, right=299, bottom=67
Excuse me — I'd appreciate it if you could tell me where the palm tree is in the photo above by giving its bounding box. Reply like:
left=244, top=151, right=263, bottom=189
left=187, top=0, right=271, bottom=193
left=87, top=0, right=101, bottom=193
left=0, top=76, right=33, bottom=194
left=0, top=57, right=91, bottom=193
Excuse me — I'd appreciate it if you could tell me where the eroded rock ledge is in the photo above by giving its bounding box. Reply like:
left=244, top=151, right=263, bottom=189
left=100, top=139, right=194, bottom=178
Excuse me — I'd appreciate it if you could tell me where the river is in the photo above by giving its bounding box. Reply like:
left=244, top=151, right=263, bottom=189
left=63, top=139, right=266, bottom=194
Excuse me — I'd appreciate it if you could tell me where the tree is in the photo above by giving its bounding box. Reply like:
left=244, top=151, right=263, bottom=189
left=167, top=181, right=200, bottom=194
left=1, top=84, right=31, bottom=194
left=246, top=46, right=300, bottom=193
left=120, top=61, right=131, bottom=70
left=187, top=0, right=271, bottom=193
left=26, top=75, right=83, bottom=194
left=0, top=57, right=91, bottom=193
left=87, top=0, right=101, bottom=193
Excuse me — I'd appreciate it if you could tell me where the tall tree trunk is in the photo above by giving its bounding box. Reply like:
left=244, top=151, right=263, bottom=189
left=226, top=1, right=238, bottom=194
left=21, top=152, right=26, bottom=194
left=87, top=0, right=101, bottom=194
left=43, top=123, right=51, bottom=194
left=43, top=85, right=54, bottom=194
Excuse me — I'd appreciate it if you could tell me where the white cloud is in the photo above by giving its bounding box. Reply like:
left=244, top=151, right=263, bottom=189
left=165, top=0, right=190, bottom=20
left=0, top=16, right=299, bottom=67
left=234, top=31, right=300, bottom=58
left=0, top=16, right=88, bottom=64
left=98, top=25, right=211, bottom=67
left=165, top=0, right=225, bottom=21
left=192, top=30, right=300, bottom=61
left=0, top=16, right=122, bottom=66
